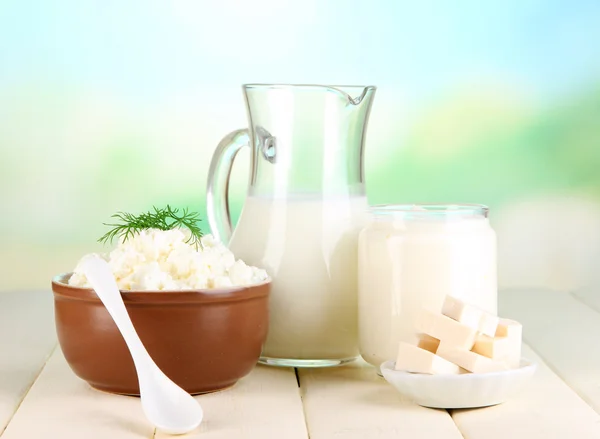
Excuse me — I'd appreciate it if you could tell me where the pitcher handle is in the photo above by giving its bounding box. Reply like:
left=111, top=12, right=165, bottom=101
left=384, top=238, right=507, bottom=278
left=206, top=129, right=250, bottom=244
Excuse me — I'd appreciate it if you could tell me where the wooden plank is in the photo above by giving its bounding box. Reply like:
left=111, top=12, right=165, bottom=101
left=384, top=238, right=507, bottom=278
left=298, top=359, right=463, bottom=439
left=500, top=290, right=600, bottom=413
left=451, top=344, right=600, bottom=439
left=155, top=365, right=308, bottom=439
left=0, top=291, right=56, bottom=433
left=572, top=286, right=600, bottom=314
left=3, top=347, right=307, bottom=439
left=2, top=349, right=154, bottom=439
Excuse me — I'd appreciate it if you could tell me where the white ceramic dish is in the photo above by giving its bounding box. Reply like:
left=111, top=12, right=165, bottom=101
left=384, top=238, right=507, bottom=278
left=380, top=358, right=537, bottom=409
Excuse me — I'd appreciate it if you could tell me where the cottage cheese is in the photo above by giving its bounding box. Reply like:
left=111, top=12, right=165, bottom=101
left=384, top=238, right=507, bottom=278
left=68, top=229, right=269, bottom=290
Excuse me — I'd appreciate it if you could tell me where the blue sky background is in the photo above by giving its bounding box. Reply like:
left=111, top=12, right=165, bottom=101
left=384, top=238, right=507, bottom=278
left=2, top=1, right=600, bottom=102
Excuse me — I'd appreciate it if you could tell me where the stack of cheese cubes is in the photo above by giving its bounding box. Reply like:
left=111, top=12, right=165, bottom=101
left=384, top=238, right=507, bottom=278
left=395, top=295, right=522, bottom=374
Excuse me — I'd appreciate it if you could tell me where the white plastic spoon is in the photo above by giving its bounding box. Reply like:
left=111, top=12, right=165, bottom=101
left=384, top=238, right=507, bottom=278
left=79, top=254, right=203, bottom=435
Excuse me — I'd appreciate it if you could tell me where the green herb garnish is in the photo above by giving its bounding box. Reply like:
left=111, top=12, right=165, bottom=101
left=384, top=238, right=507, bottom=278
left=98, top=205, right=203, bottom=247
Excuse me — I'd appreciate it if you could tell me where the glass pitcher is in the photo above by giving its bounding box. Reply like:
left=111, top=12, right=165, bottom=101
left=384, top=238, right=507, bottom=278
left=206, top=84, right=376, bottom=367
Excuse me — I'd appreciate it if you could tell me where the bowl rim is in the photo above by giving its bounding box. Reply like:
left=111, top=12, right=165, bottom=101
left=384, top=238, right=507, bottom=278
left=380, top=358, right=537, bottom=381
left=52, top=272, right=271, bottom=304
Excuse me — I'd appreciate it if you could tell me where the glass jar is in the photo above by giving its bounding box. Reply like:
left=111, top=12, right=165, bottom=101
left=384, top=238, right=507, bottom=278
left=357, top=204, right=498, bottom=369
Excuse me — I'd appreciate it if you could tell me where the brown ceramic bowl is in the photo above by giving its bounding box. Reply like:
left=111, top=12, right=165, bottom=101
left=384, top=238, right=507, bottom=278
left=51, top=273, right=270, bottom=395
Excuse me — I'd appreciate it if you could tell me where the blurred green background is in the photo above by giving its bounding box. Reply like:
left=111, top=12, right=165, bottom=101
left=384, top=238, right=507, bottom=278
left=2, top=1, right=600, bottom=292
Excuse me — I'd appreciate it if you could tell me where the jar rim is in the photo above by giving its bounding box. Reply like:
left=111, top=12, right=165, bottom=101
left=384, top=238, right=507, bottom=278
left=370, top=203, right=489, bottom=218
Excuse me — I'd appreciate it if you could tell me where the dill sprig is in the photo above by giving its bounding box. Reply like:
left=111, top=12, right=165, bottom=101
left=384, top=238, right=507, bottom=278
left=98, top=205, right=203, bottom=247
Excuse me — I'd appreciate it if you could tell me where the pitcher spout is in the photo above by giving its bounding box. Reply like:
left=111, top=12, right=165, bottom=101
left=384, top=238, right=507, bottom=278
left=330, top=85, right=377, bottom=106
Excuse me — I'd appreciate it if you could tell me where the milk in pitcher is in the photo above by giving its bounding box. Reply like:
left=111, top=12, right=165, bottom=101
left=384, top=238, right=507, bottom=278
left=229, top=195, right=368, bottom=364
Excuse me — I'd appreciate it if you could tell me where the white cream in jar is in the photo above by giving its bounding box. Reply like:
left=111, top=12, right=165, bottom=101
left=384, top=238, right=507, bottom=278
left=358, top=204, right=498, bottom=368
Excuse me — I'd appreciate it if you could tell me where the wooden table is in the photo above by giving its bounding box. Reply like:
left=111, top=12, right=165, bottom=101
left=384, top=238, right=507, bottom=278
left=2, top=289, right=600, bottom=438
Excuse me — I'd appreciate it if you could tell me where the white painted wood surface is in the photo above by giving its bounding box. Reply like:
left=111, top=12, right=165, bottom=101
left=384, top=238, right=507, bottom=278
left=0, top=291, right=56, bottom=434
left=500, top=289, right=600, bottom=413
left=2, top=349, right=154, bottom=439
left=452, top=344, right=600, bottom=439
left=298, top=360, right=463, bottom=439
left=155, top=365, right=307, bottom=439
left=3, top=290, right=600, bottom=438
left=572, top=286, right=600, bottom=314
left=2, top=347, right=307, bottom=439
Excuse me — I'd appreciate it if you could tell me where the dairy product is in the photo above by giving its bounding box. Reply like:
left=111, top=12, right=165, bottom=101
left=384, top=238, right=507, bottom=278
left=496, top=318, right=522, bottom=338
left=395, top=342, right=462, bottom=374
left=228, top=195, right=368, bottom=361
left=442, top=295, right=484, bottom=330
left=68, top=229, right=269, bottom=290
left=416, top=309, right=478, bottom=350
left=495, top=318, right=523, bottom=367
left=442, top=295, right=499, bottom=337
left=437, top=343, right=508, bottom=373
left=472, top=334, right=512, bottom=360
left=416, top=334, right=440, bottom=353
left=393, top=295, right=522, bottom=375
left=358, top=205, right=497, bottom=367
left=479, top=313, right=500, bottom=338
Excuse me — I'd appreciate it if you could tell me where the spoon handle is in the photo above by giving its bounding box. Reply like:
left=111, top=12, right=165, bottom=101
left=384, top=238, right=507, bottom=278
left=80, top=256, right=152, bottom=371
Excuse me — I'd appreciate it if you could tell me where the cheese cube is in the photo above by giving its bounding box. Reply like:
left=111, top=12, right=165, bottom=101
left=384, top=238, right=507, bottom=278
left=495, top=318, right=522, bottom=368
left=479, top=312, right=500, bottom=337
left=441, top=295, right=498, bottom=337
left=442, top=295, right=484, bottom=329
left=495, top=318, right=522, bottom=338
left=471, top=334, right=512, bottom=360
left=416, top=333, right=440, bottom=353
left=437, top=343, right=508, bottom=373
left=395, top=342, right=462, bottom=375
left=416, top=309, right=477, bottom=350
